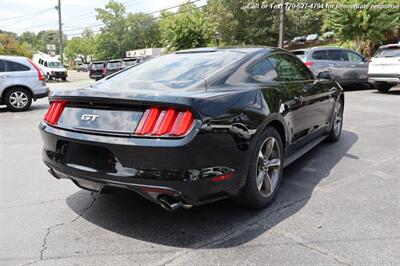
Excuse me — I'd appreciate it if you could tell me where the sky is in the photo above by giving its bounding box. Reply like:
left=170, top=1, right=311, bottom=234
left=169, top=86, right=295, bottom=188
left=0, top=0, right=206, bottom=38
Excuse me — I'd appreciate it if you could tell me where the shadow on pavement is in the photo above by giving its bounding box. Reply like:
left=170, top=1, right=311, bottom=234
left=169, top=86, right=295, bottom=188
left=0, top=103, right=49, bottom=113
left=66, top=130, right=359, bottom=248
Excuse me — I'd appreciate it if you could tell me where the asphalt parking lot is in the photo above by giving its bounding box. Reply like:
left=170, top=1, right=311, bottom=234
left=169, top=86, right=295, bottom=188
left=1, top=76, right=399, bottom=266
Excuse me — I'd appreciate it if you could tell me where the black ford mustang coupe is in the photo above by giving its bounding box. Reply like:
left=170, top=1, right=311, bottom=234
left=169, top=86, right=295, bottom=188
left=40, top=47, right=344, bottom=211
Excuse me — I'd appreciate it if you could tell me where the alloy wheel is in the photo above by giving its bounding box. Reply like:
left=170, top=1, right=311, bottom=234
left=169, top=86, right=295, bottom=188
left=256, top=137, right=281, bottom=197
left=9, top=91, right=29, bottom=109
left=333, top=101, right=343, bottom=136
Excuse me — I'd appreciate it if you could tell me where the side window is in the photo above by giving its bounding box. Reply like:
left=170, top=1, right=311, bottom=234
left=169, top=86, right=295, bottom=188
left=5, top=60, right=30, bottom=72
left=0, top=60, right=5, bottom=72
left=248, top=58, right=277, bottom=82
left=346, top=51, right=363, bottom=62
left=44, top=61, right=48, bottom=67
left=312, top=50, right=326, bottom=60
left=326, top=50, right=348, bottom=61
left=39, top=59, right=43, bottom=65
left=268, top=53, right=314, bottom=81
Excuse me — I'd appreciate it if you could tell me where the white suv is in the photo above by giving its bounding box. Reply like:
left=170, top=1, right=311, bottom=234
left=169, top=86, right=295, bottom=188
left=368, top=43, right=400, bottom=92
left=0, top=55, right=49, bottom=111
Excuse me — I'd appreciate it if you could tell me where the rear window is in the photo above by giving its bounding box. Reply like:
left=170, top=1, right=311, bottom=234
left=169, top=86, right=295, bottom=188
left=292, top=51, right=305, bottom=60
left=106, top=51, right=244, bottom=87
left=122, top=60, right=137, bottom=67
left=312, top=50, right=348, bottom=61
left=374, top=47, right=400, bottom=58
left=107, top=62, right=121, bottom=69
left=91, top=63, right=104, bottom=70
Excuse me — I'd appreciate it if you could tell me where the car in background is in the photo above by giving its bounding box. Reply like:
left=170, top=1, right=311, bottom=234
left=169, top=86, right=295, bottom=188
left=76, top=64, right=89, bottom=72
left=0, top=55, right=49, bottom=111
left=39, top=47, right=344, bottom=211
left=89, top=61, right=106, bottom=81
left=293, top=47, right=369, bottom=88
left=322, top=31, right=335, bottom=40
left=291, top=49, right=306, bottom=60
left=306, top=34, right=319, bottom=42
left=33, top=53, right=68, bottom=81
left=104, top=59, right=122, bottom=77
left=121, top=58, right=139, bottom=69
left=368, top=43, right=400, bottom=92
left=291, top=36, right=306, bottom=44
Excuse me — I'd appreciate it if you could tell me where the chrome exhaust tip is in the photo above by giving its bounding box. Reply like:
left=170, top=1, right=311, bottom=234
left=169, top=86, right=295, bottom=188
left=158, top=196, right=193, bottom=211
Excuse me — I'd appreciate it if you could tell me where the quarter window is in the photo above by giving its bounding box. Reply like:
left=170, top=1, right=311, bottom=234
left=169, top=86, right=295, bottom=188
left=5, top=60, right=30, bottom=72
left=268, top=53, right=314, bottom=81
left=346, top=51, right=363, bottom=62
left=248, top=58, right=277, bottom=82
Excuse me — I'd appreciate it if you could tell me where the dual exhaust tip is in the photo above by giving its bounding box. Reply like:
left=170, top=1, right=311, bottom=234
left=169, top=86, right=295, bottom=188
left=158, top=195, right=193, bottom=211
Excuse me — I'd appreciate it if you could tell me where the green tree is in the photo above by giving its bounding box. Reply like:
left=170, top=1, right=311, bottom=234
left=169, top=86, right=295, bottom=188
left=123, top=13, right=161, bottom=50
left=64, top=28, right=96, bottom=63
left=159, top=3, right=213, bottom=51
left=95, top=0, right=127, bottom=59
left=0, top=33, right=33, bottom=57
left=326, top=0, right=400, bottom=52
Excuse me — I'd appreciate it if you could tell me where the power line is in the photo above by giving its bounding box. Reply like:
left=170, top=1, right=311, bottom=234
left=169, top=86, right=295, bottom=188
left=65, top=3, right=207, bottom=37
left=63, top=0, right=202, bottom=34
left=4, top=0, right=150, bottom=33
left=0, top=7, right=53, bottom=21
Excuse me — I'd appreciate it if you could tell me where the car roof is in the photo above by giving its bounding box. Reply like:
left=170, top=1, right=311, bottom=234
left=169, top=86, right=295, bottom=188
left=176, top=46, right=276, bottom=55
left=0, top=55, right=28, bottom=61
left=379, top=43, right=400, bottom=49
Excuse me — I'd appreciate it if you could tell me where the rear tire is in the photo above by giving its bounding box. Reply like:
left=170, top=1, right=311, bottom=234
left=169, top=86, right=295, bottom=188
left=237, top=126, right=284, bottom=209
left=328, top=99, right=343, bottom=142
left=5, top=87, right=32, bottom=112
left=374, top=82, right=392, bottom=92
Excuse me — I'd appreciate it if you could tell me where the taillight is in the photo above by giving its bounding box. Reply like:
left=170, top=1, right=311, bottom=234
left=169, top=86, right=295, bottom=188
left=135, top=107, right=194, bottom=137
left=102, top=68, right=106, bottom=75
left=27, top=58, right=45, bottom=81
left=44, top=101, right=67, bottom=125
left=304, top=61, right=314, bottom=68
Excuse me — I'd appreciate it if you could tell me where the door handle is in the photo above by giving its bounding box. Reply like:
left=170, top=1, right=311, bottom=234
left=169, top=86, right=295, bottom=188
left=0, top=75, right=10, bottom=78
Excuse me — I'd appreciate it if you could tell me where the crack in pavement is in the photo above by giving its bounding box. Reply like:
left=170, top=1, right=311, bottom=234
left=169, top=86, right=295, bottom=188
left=269, top=228, right=351, bottom=266
left=71, top=192, right=97, bottom=223
left=157, top=196, right=310, bottom=266
left=40, top=223, right=65, bottom=261
left=20, top=192, right=98, bottom=266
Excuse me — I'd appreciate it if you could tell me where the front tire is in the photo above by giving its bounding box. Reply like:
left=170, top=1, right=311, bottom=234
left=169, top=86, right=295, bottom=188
left=237, top=127, right=284, bottom=208
left=5, top=87, right=32, bottom=112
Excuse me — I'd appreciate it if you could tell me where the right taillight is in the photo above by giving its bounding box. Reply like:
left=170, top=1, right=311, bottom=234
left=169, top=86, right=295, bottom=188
left=135, top=107, right=194, bottom=137
left=27, top=58, right=45, bottom=81
left=304, top=61, right=314, bottom=68
left=44, top=101, right=67, bottom=125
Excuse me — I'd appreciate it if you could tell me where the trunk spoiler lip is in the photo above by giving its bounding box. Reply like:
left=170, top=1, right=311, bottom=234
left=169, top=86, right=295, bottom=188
left=48, top=94, right=204, bottom=120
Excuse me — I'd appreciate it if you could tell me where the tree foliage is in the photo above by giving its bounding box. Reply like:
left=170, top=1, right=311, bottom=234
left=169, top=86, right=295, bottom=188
left=0, top=33, right=34, bottom=57
left=159, top=3, right=213, bottom=51
left=64, top=29, right=96, bottom=63
left=325, top=0, right=400, bottom=52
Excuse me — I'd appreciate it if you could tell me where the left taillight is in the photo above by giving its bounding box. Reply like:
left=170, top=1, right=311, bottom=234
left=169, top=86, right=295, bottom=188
left=43, top=101, right=67, bottom=125
left=135, top=107, right=194, bottom=137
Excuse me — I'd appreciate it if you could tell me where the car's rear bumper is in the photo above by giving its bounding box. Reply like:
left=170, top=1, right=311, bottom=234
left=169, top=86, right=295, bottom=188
left=33, top=86, right=50, bottom=100
left=368, top=74, right=400, bottom=84
left=39, top=122, right=253, bottom=206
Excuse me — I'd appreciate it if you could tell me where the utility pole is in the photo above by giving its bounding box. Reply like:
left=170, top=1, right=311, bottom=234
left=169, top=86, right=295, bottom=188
left=278, top=0, right=285, bottom=48
left=55, top=0, right=63, bottom=65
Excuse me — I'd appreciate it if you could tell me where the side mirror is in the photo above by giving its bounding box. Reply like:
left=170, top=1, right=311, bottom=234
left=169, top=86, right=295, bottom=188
left=317, top=71, right=333, bottom=81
